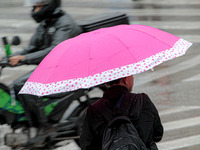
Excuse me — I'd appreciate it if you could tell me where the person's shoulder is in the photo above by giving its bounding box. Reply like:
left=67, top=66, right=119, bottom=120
left=57, top=12, right=76, bottom=24
left=86, top=98, right=101, bottom=111
left=86, top=99, right=104, bottom=119
left=128, top=93, right=153, bottom=106
left=129, top=92, right=150, bottom=99
left=90, top=98, right=103, bottom=110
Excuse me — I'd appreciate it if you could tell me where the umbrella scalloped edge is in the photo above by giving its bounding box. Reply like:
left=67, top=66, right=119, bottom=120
left=19, top=38, right=192, bottom=96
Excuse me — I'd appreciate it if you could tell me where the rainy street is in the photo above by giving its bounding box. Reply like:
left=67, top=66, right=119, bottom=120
left=0, top=0, right=200, bottom=149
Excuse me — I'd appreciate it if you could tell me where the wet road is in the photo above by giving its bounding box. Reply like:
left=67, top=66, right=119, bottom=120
left=0, top=0, right=200, bottom=149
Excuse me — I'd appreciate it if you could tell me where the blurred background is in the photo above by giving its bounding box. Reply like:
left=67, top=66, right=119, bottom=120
left=0, top=0, right=200, bottom=149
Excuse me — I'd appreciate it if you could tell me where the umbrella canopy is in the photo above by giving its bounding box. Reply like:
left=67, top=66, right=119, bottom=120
left=19, top=24, right=192, bottom=96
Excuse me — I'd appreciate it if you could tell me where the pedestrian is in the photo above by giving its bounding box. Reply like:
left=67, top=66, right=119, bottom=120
left=5, top=0, right=82, bottom=132
left=80, top=75, right=163, bottom=150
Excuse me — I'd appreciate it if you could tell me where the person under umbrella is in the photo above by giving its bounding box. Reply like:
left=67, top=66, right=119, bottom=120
left=79, top=75, right=163, bottom=150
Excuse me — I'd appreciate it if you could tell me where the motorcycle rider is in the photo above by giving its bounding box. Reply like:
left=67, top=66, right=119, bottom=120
left=7, top=0, right=82, bottom=133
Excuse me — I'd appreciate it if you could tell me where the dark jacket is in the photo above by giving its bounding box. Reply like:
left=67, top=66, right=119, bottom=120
left=80, top=86, right=163, bottom=150
left=12, top=8, right=82, bottom=65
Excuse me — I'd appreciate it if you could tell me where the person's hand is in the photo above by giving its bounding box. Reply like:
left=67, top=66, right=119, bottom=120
left=9, top=55, right=26, bottom=66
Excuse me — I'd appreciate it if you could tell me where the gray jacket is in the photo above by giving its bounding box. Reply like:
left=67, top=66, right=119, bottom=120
left=13, top=8, right=82, bottom=64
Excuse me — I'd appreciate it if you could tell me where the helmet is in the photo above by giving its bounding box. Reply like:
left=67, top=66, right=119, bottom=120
left=25, top=0, right=61, bottom=23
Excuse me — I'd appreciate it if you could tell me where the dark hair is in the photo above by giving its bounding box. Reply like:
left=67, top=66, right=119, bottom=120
left=106, top=78, right=121, bottom=86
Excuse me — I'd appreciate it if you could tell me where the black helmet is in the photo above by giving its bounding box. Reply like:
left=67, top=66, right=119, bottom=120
left=25, top=0, right=61, bottom=23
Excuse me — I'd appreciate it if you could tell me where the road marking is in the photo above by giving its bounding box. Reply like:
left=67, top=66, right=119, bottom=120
left=182, top=73, right=200, bottom=82
left=130, top=21, right=200, bottom=30
left=2, top=65, right=36, bottom=71
left=65, top=7, right=200, bottom=16
left=0, top=19, right=35, bottom=28
left=160, top=106, right=200, bottom=116
left=157, top=134, right=200, bottom=150
left=177, top=35, right=200, bottom=43
left=163, top=116, right=200, bottom=131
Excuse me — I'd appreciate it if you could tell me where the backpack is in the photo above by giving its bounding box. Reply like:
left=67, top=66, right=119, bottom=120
left=94, top=93, right=147, bottom=150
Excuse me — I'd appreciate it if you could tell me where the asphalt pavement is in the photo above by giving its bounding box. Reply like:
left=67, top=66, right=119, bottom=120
left=0, top=0, right=200, bottom=149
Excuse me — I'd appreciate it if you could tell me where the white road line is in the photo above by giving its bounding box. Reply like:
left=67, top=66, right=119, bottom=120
left=176, top=35, right=200, bottom=43
left=159, top=106, right=200, bottom=116
left=0, top=33, right=32, bottom=39
left=62, top=0, right=200, bottom=4
left=1, top=65, right=36, bottom=72
left=163, top=116, right=200, bottom=131
left=157, top=134, right=200, bottom=150
left=4, top=19, right=200, bottom=31
left=130, top=21, right=200, bottom=30
left=182, top=73, right=200, bottom=82
left=140, top=0, right=200, bottom=4
left=0, top=19, right=35, bottom=28
left=64, top=7, right=200, bottom=16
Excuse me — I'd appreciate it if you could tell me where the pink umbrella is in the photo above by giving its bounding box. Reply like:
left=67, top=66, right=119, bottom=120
left=19, top=24, right=192, bottom=96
